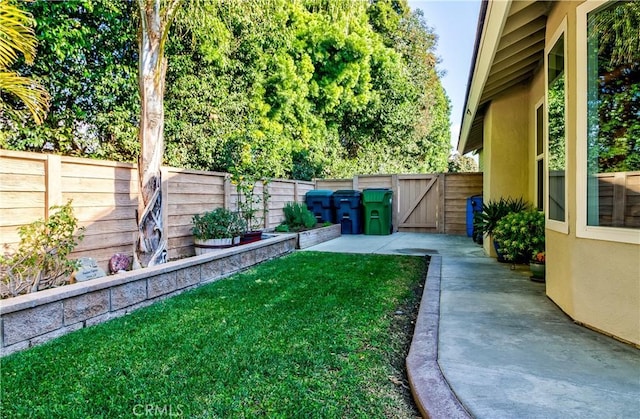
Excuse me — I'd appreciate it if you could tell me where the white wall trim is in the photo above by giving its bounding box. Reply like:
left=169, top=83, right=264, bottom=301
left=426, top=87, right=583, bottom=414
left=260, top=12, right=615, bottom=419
left=544, top=16, right=569, bottom=234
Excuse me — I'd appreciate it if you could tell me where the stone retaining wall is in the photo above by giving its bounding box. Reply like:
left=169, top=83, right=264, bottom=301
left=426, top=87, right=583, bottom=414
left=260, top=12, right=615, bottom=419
left=297, top=224, right=342, bottom=249
left=0, top=234, right=297, bottom=357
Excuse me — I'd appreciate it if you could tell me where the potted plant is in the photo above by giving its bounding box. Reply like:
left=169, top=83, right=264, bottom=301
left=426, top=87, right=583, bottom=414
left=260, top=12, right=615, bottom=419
left=493, top=209, right=545, bottom=270
left=275, top=202, right=317, bottom=232
left=233, top=175, right=270, bottom=244
left=191, top=208, right=243, bottom=255
left=530, top=250, right=546, bottom=282
left=474, top=197, right=529, bottom=261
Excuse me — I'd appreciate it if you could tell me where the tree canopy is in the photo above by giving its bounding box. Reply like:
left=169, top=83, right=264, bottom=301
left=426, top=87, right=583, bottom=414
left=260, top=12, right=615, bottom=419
left=1, top=0, right=451, bottom=180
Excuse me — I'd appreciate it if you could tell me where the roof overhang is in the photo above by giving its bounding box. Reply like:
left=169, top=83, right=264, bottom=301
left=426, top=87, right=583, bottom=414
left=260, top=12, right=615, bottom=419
left=457, top=0, right=551, bottom=155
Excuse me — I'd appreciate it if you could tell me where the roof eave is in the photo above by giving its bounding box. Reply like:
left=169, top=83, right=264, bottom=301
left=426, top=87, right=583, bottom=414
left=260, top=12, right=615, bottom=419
left=457, top=0, right=512, bottom=155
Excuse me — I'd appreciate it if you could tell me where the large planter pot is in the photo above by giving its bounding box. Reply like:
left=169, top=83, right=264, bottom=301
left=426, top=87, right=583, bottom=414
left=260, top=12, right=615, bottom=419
left=493, top=239, right=508, bottom=263
left=240, top=231, right=262, bottom=244
left=529, top=262, right=546, bottom=282
left=194, top=238, right=234, bottom=255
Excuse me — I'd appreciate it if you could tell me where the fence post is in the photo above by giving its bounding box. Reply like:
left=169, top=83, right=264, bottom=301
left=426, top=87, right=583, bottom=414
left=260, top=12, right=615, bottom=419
left=224, top=174, right=231, bottom=210
left=263, top=180, right=269, bottom=228
left=437, top=173, right=446, bottom=233
left=612, top=172, right=626, bottom=227
left=353, top=175, right=359, bottom=191
left=45, top=155, right=62, bottom=218
left=391, top=174, right=399, bottom=233
left=161, top=167, right=170, bottom=253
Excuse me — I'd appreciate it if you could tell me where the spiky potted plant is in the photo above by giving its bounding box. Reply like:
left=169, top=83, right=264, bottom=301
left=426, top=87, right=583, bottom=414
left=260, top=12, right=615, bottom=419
left=475, top=197, right=529, bottom=261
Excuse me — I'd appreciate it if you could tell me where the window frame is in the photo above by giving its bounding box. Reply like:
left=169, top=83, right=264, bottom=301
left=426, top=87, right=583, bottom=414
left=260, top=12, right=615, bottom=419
left=534, top=98, right=545, bottom=212
left=544, top=16, right=569, bottom=234
left=576, top=0, right=640, bottom=244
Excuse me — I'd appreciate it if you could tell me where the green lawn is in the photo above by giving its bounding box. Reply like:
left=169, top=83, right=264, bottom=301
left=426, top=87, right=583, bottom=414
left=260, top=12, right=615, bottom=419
left=1, top=252, right=426, bottom=418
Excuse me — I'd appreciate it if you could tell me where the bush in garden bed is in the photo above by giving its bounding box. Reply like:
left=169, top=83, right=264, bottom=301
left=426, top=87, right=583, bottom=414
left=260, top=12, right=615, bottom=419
left=0, top=200, right=84, bottom=299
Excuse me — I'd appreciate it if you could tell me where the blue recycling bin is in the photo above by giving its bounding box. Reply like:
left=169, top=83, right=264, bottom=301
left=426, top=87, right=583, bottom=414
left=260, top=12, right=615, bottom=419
left=466, top=195, right=483, bottom=237
left=305, top=190, right=335, bottom=223
left=332, top=190, right=363, bottom=234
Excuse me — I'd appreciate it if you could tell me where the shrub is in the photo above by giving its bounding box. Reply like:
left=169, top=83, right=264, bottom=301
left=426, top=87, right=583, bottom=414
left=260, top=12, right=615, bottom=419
left=493, top=210, right=545, bottom=263
left=474, top=197, right=530, bottom=237
left=0, top=201, right=85, bottom=298
left=191, top=208, right=244, bottom=240
left=278, top=202, right=317, bottom=232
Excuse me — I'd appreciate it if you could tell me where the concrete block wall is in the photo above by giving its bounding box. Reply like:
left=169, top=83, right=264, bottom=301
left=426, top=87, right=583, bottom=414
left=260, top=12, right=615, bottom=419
left=0, top=234, right=297, bottom=357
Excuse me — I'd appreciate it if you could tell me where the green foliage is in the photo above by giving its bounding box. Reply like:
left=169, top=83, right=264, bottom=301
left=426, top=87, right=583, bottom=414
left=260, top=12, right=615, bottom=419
left=191, top=208, right=244, bottom=240
left=587, top=1, right=640, bottom=173
left=474, top=197, right=530, bottom=237
left=2, top=0, right=450, bottom=179
left=0, top=0, right=50, bottom=125
left=232, top=174, right=269, bottom=232
left=493, top=210, right=545, bottom=263
left=448, top=152, right=478, bottom=173
left=0, top=201, right=84, bottom=298
left=548, top=73, right=566, bottom=171
left=0, top=0, right=139, bottom=160
left=279, top=201, right=317, bottom=231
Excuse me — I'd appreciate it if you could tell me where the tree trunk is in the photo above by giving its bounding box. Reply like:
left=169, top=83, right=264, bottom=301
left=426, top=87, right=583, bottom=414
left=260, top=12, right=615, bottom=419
left=136, top=0, right=168, bottom=268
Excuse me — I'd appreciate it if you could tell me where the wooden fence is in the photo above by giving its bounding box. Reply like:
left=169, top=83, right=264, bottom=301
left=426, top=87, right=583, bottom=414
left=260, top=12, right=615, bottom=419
left=0, top=150, right=313, bottom=270
left=315, top=172, right=483, bottom=235
left=595, top=171, right=640, bottom=228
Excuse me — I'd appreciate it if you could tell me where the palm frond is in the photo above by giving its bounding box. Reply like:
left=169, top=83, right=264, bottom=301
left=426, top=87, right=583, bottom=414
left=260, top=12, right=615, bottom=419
left=0, top=71, right=49, bottom=124
left=0, top=1, right=37, bottom=68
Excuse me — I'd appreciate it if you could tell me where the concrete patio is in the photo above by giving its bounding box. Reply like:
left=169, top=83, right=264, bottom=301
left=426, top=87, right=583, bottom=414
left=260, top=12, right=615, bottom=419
left=305, top=233, right=640, bottom=419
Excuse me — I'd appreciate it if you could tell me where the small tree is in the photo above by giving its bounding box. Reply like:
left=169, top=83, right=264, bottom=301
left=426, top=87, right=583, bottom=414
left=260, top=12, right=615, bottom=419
left=135, top=0, right=183, bottom=268
left=0, top=201, right=84, bottom=298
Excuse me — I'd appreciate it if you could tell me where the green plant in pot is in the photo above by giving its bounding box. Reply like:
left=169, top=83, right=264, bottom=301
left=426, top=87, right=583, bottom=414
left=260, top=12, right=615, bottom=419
left=232, top=175, right=270, bottom=244
left=192, top=208, right=243, bottom=255
left=275, top=202, right=317, bottom=232
left=530, top=250, right=546, bottom=282
left=475, top=197, right=529, bottom=261
left=493, top=209, right=545, bottom=272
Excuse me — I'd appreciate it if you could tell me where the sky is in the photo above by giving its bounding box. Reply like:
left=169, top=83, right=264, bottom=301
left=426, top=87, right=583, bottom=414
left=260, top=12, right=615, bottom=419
left=408, top=0, right=482, bottom=152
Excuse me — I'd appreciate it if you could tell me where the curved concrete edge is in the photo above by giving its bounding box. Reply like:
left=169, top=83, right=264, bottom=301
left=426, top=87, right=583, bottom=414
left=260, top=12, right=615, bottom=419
left=406, top=255, right=471, bottom=419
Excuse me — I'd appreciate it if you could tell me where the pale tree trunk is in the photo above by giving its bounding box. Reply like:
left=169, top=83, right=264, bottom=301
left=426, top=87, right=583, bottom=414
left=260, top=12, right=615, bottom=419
left=135, top=0, right=182, bottom=268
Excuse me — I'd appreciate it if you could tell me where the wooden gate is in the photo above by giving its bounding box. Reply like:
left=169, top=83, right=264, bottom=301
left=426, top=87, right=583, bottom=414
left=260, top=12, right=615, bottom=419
left=397, top=174, right=441, bottom=233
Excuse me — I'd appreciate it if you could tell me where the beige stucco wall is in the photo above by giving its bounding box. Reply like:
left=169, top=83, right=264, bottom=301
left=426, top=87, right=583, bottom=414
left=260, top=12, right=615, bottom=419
left=543, top=0, right=639, bottom=345
left=482, top=84, right=531, bottom=255
left=479, top=0, right=639, bottom=345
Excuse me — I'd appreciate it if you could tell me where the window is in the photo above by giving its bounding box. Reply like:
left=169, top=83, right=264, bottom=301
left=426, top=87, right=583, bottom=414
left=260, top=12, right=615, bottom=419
left=577, top=0, right=640, bottom=244
left=546, top=19, right=568, bottom=232
left=535, top=102, right=545, bottom=211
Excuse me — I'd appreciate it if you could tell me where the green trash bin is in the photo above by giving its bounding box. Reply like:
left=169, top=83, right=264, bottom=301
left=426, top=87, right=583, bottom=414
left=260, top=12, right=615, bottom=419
left=362, top=188, right=393, bottom=235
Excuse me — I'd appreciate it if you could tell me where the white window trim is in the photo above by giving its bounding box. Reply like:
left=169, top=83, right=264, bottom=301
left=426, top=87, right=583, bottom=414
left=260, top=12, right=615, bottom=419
left=576, top=1, right=640, bottom=244
left=545, top=16, right=569, bottom=234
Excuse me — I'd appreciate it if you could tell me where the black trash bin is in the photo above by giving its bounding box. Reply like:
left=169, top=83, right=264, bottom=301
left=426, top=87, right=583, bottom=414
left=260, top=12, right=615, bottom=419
left=332, top=190, right=362, bottom=234
left=305, top=190, right=335, bottom=223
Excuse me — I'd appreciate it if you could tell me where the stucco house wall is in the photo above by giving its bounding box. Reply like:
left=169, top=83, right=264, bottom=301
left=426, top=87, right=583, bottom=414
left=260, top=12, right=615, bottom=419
left=543, top=0, right=639, bottom=346
left=465, top=0, right=639, bottom=345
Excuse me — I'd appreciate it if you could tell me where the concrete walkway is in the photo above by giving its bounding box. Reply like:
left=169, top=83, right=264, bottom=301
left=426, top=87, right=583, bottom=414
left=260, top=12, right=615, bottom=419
left=304, top=233, right=640, bottom=419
